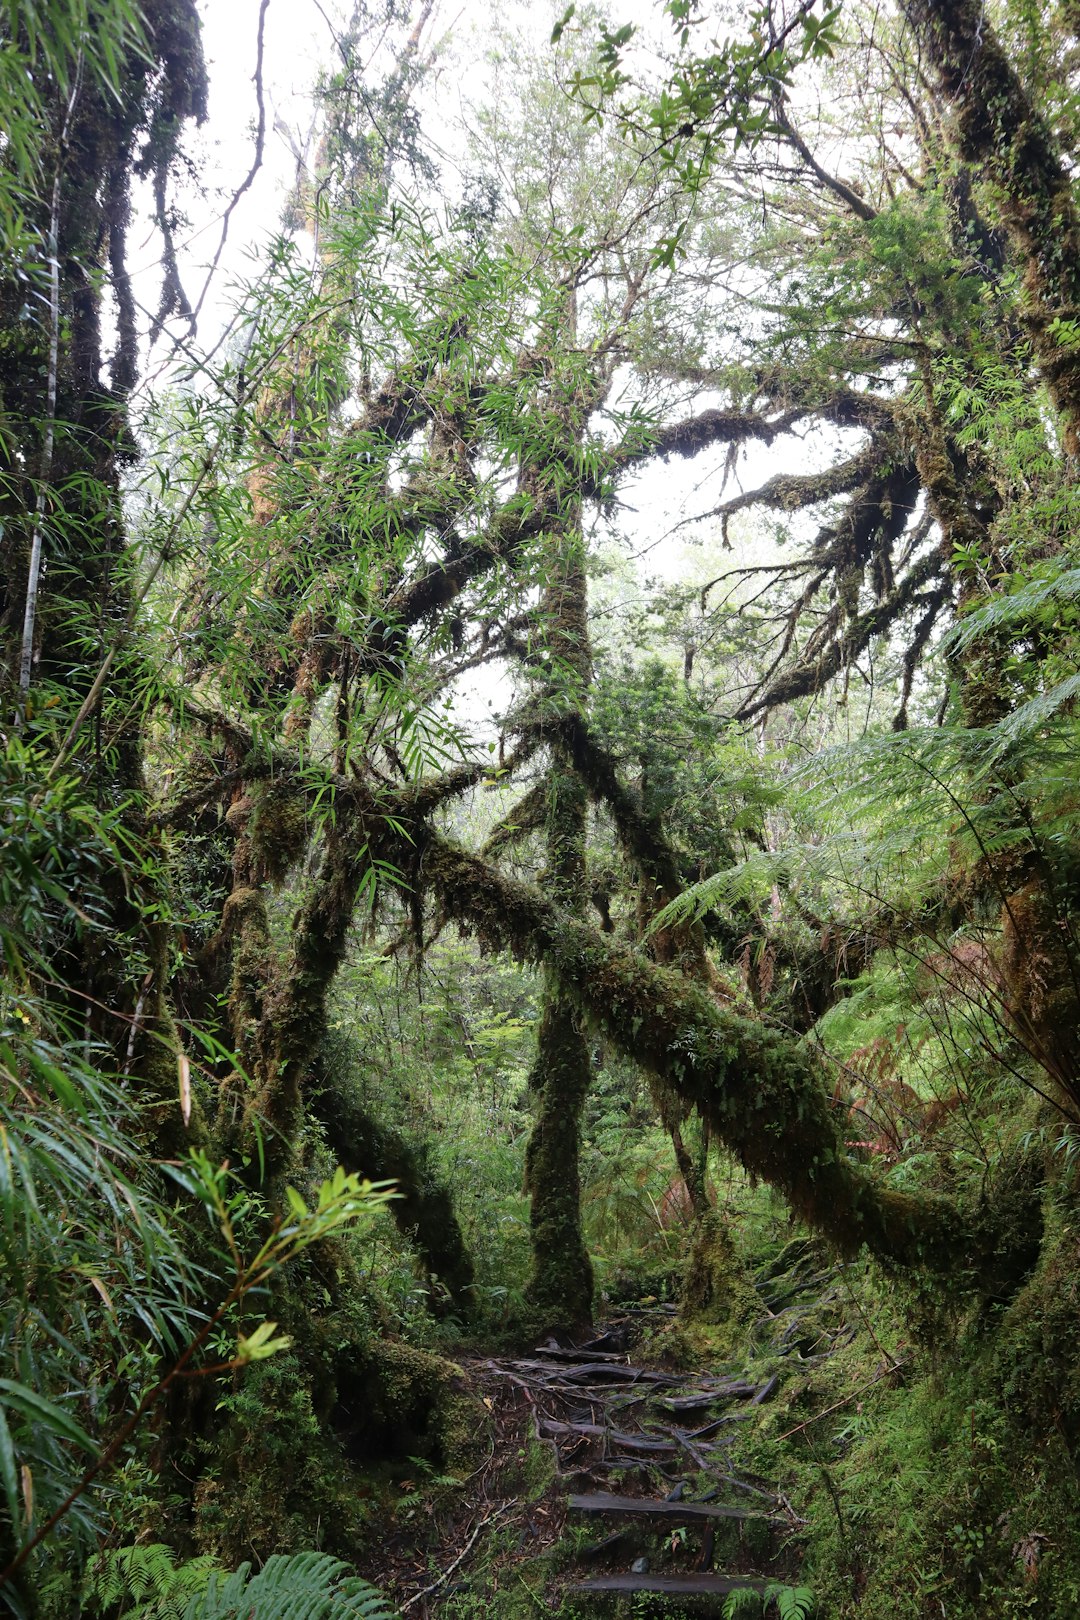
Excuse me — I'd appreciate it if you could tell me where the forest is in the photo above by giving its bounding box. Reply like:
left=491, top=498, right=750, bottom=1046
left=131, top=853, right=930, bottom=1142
left=2, top=0, right=1080, bottom=1614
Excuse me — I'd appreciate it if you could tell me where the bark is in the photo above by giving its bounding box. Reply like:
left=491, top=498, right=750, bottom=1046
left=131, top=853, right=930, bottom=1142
left=0, top=2, right=207, bottom=1145
left=523, top=372, right=596, bottom=1327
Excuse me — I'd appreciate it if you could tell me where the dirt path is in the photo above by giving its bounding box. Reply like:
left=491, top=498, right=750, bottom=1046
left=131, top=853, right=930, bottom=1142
left=375, top=1244, right=851, bottom=1613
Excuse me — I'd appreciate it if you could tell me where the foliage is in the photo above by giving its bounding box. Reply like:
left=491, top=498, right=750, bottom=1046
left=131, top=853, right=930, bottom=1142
left=0, top=0, right=144, bottom=253
left=8, top=0, right=1080, bottom=1611
left=82, top=1545, right=397, bottom=1620
left=723, top=1586, right=815, bottom=1620
left=83, top=1543, right=219, bottom=1620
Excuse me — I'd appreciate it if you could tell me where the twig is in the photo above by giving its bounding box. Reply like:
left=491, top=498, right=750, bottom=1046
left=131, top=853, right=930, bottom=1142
left=187, top=0, right=271, bottom=331
left=401, top=1503, right=513, bottom=1611
left=775, top=1359, right=909, bottom=1441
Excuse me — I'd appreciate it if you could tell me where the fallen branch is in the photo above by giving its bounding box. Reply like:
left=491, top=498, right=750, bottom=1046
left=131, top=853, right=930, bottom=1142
left=401, top=1502, right=514, bottom=1611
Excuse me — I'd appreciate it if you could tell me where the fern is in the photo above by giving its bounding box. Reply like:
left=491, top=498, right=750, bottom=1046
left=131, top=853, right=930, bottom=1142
left=83, top=1547, right=397, bottom=1620
left=83, top=1545, right=217, bottom=1619
left=185, top=1552, right=398, bottom=1620
left=722, top=1588, right=765, bottom=1619
left=721, top=1584, right=815, bottom=1620
left=767, top=1585, right=816, bottom=1620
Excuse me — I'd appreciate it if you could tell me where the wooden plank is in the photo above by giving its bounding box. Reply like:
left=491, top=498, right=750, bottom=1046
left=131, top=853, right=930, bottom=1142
left=567, top=1493, right=778, bottom=1523
left=567, top=1574, right=770, bottom=1596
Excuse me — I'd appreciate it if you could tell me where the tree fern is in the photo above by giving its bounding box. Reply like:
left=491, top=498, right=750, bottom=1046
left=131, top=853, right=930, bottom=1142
left=83, top=1545, right=217, bottom=1619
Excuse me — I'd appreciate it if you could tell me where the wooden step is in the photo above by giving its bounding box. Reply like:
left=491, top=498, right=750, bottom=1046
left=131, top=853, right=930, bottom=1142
left=568, top=1492, right=780, bottom=1523
left=568, top=1573, right=770, bottom=1596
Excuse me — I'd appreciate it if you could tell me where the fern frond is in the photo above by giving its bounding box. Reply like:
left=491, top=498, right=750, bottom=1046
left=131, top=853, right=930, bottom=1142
left=765, top=1582, right=816, bottom=1620
left=83, top=1545, right=225, bottom=1619
left=721, top=1586, right=765, bottom=1619
left=186, top=1552, right=398, bottom=1620
left=944, top=565, right=1080, bottom=651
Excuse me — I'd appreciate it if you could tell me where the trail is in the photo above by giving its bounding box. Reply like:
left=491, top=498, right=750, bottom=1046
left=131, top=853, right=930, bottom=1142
left=375, top=1242, right=858, bottom=1613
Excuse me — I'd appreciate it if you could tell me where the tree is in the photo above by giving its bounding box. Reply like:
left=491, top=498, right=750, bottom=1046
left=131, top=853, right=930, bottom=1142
left=4, top=0, right=1076, bottom=1592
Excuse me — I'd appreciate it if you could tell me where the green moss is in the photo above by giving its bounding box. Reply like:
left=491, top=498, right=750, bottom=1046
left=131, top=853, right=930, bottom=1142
left=524, top=988, right=595, bottom=1331
left=795, top=1199, right=1080, bottom=1618
left=332, top=1336, right=486, bottom=1476
left=680, top=1210, right=760, bottom=1332
left=192, top=1354, right=373, bottom=1564
left=249, top=783, right=308, bottom=885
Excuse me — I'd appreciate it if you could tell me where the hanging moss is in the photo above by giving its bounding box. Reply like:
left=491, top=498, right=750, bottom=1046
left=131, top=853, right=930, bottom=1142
left=248, top=783, right=309, bottom=885
left=906, top=0, right=1080, bottom=457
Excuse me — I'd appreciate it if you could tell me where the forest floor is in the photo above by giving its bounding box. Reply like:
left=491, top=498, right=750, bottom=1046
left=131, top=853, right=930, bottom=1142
left=368, top=1241, right=859, bottom=1615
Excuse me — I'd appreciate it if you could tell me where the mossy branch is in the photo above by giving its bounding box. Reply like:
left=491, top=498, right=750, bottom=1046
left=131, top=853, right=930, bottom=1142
left=414, top=828, right=1035, bottom=1283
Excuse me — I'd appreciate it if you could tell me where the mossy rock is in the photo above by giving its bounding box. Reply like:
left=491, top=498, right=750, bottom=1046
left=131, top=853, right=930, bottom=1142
left=332, top=1337, right=486, bottom=1474
left=191, top=1354, right=372, bottom=1564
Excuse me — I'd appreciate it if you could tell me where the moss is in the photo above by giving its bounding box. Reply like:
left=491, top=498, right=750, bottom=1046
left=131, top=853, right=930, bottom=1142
left=521, top=519, right=597, bottom=1333
left=248, top=783, right=308, bottom=885
left=524, top=989, right=595, bottom=1332
left=417, top=829, right=1042, bottom=1288
left=191, top=1354, right=373, bottom=1565
left=908, top=0, right=1080, bottom=456
left=800, top=1203, right=1080, bottom=1617
left=1001, top=879, right=1080, bottom=1104
left=680, top=1210, right=760, bottom=1334
left=331, top=1337, right=485, bottom=1475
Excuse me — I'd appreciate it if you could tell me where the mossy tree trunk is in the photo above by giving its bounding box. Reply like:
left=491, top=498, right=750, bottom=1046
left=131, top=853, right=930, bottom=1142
left=523, top=311, right=596, bottom=1330
left=902, top=0, right=1080, bottom=459
left=524, top=578, right=596, bottom=1327
left=0, top=1, right=207, bottom=1150
left=416, top=827, right=1043, bottom=1292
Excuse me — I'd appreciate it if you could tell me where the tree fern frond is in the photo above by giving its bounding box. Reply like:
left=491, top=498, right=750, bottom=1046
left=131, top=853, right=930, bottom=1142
left=943, top=565, right=1080, bottom=651
left=721, top=1586, right=766, bottom=1619
left=983, top=673, right=1080, bottom=750
left=83, top=1545, right=218, bottom=1619
left=765, top=1582, right=816, bottom=1620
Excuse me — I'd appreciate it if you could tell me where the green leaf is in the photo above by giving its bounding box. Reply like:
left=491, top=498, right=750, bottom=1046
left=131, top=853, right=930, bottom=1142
left=0, top=1379, right=96, bottom=1454
left=0, top=1403, right=22, bottom=1532
left=236, top=1321, right=292, bottom=1364
left=551, top=4, right=575, bottom=44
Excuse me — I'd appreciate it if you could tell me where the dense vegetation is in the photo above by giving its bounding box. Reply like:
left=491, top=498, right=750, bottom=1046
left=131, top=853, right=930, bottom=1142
left=3, top=0, right=1080, bottom=1614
